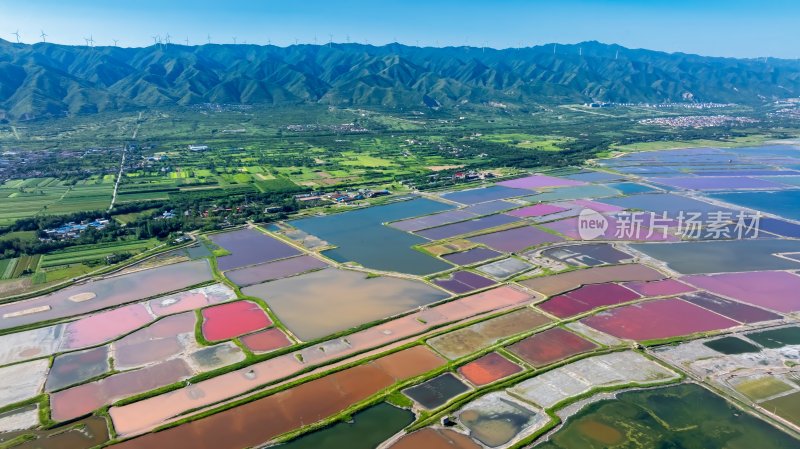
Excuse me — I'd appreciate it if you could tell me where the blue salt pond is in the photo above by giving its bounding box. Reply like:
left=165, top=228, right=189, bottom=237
left=291, top=198, right=453, bottom=275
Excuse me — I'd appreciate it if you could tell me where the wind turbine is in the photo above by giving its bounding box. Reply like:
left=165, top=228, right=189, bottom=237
left=11, top=30, right=20, bottom=43
left=164, top=33, right=171, bottom=45
left=346, top=34, right=350, bottom=44
left=232, top=36, right=237, bottom=45
left=184, top=37, right=189, bottom=46
left=151, top=35, right=159, bottom=46
left=113, top=39, right=119, bottom=47
left=207, top=34, right=211, bottom=44
left=328, top=34, right=333, bottom=48
left=40, top=30, right=47, bottom=43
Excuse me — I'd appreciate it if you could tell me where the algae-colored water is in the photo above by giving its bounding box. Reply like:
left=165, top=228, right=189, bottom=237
left=537, top=383, right=799, bottom=449
left=278, top=402, right=413, bottom=449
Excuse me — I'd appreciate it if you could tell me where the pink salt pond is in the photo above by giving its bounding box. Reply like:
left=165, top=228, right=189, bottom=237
left=63, top=304, right=153, bottom=350
left=539, top=283, right=641, bottom=318
left=201, top=301, right=271, bottom=341
left=683, top=271, right=800, bottom=313
left=240, top=328, right=292, bottom=353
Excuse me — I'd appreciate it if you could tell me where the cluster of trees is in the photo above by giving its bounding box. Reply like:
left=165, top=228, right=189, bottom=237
left=0, top=184, right=306, bottom=259
left=0, top=217, right=128, bottom=258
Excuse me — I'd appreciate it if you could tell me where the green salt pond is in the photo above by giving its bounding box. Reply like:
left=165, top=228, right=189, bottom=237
left=537, top=383, right=799, bottom=449
left=277, top=402, right=413, bottom=449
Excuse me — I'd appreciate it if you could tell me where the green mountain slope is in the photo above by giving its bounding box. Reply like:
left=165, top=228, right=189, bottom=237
left=0, top=40, right=798, bottom=120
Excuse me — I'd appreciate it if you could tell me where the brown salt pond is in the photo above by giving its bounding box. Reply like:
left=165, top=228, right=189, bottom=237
left=507, top=327, right=598, bottom=367
left=389, top=428, right=481, bottom=449
left=51, top=358, right=194, bottom=422
left=296, top=286, right=535, bottom=366
left=519, top=263, right=665, bottom=297
left=428, top=307, right=552, bottom=359
left=111, top=346, right=444, bottom=449
left=243, top=268, right=449, bottom=341
left=0, top=259, right=212, bottom=330
left=109, top=286, right=532, bottom=436
left=458, top=352, right=523, bottom=386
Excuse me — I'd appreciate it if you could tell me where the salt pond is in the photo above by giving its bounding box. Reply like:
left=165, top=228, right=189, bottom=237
left=210, top=228, right=301, bottom=271
left=710, top=189, right=800, bottom=220
left=244, top=268, right=449, bottom=341
left=0, top=359, right=49, bottom=408
left=509, top=351, right=678, bottom=409
left=537, top=383, right=799, bottom=449
left=225, top=255, right=328, bottom=287
left=428, top=307, right=551, bottom=360
left=469, top=225, right=562, bottom=252
left=403, top=373, right=470, bottom=409
left=442, top=186, right=530, bottom=204
left=291, top=198, right=453, bottom=274
left=0, top=259, right=213, bottom=330
left=46, top=346, right=110, bottom=392
left=112, top=347, right=444, bottom=449
left=631, top=240, right=800, bottom=274
left=277, top=402, right=413, bottom=449
left=457, top=392, right=547, bottom=448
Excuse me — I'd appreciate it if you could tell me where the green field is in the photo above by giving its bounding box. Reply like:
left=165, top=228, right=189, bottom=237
left=39, top=239, right=158, bottom=268
left=0, top=258, right=17, bottom=279
left=479, top=133, right=574, bottom=151
left=9, top=254, right=40, bottom=278
left=0, top=177, right=113, bottom=225
left=609, top=134, right=774, bottom=152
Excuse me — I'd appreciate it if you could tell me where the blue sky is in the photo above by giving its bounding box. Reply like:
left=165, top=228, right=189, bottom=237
left=1, top=0, right=797, bottom=58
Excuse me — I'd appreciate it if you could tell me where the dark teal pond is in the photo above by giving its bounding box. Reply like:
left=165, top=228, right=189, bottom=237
left=703, top=336, right=761, bottom=354
left=290, top=198, right=454, bottom=275
left=607, top=182, right=658, bottom=195
left=277, top=402, right=414, bottom=449
left=630, top=239, right=800, bottom=274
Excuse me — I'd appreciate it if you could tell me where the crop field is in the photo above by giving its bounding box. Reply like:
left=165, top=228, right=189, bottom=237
left=479, top=134, right=574, bottom=152
left=39, top=239, right=158, bottom=268
left=0, top=177, right=114, bottom=224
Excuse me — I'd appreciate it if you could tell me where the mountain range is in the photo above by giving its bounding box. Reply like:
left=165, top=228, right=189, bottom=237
left=1, top=40, right=799, bottom=120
